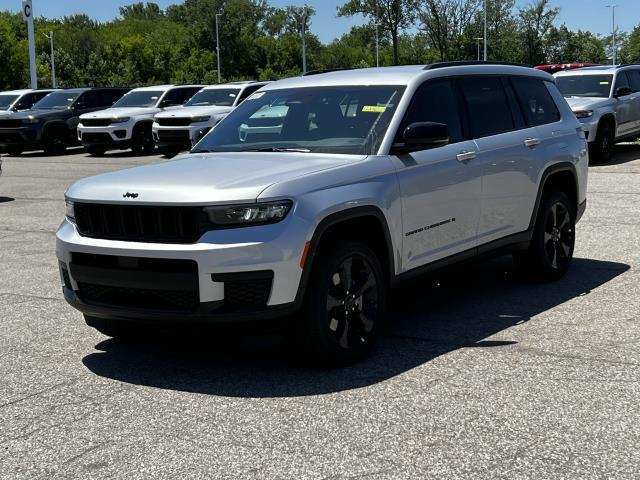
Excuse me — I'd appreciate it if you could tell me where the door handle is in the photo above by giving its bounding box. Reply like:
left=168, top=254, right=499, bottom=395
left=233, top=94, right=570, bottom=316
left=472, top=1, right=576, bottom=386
left=456, top=150, right=477, bottom=162
left=524, top=137, right=541, bottom=148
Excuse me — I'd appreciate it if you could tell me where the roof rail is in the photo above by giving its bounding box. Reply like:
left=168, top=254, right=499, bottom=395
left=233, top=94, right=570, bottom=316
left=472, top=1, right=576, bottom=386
left=617, top=64, right=640, bottom=68
left=303, top=68, right=355, bottom=76
left=424, top=61, right=532, bottom=70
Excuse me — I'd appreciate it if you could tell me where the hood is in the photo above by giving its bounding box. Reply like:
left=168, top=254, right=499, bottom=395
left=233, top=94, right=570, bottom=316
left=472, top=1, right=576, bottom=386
left=564, top=97, right=611, bottom=111
left=80, top=107, right=160, bottom=119
left=155, top=105, right=233, bottom=119
left=66, top=152, right=363, bottom=204
left=11, top=108, right=70, bottom=120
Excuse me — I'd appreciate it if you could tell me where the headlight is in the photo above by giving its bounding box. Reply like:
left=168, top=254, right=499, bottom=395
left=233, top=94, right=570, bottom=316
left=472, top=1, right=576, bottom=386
left=203, top=200, right=292, bottom=226
left=22, top=116, right=40, bottom=124
left=110, top=117, right=130, bottom=123
left=65, top=199, right=75, bottom=222
left=192, top=115, right=210, bottom=123
left=574, top=110, right=593, bottom=119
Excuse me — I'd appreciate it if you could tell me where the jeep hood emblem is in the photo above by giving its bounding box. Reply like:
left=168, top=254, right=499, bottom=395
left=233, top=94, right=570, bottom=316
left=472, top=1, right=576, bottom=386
left=122, top=192, right=139, bottom=199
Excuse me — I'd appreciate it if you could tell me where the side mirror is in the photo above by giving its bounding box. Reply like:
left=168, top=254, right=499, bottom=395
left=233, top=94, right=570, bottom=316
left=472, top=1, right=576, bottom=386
left=393, top=122, right=450, bottom=153
left=614, top=87, right=633, bottom=98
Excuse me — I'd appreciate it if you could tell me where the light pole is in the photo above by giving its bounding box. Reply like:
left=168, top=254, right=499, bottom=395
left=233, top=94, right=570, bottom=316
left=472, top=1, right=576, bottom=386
left=475, top=37, right=483, bottom=61
left=215, top=13, right=222, bottom=83
left=43, top=31, right=56, bottom=88
left=300, top=7, right=308, bottom=74
left=483, top=0, right=487, bottom=61
left=606, top=4, right=619, bottom=65
left=375, top=22, right=380, bottom=67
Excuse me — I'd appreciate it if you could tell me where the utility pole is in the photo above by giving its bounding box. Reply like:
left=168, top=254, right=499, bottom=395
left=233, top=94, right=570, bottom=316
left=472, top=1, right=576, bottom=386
left=606, top=4, right=619, bottom=65
left=22, top=0, right=37, bottom=89
left=483, top=0, right=487, bottom=61
left=375, top=22, right=380, bottom=67
left=43, top=31, right=56, bottom=88
left=215, top=13, right=222, bottom=83
left=475, top=37, right=483, bottom=61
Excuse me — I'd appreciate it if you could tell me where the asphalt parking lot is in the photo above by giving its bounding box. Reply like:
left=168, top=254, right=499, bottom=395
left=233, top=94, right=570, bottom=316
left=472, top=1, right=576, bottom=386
left=1, top=145, right=639, bottom=479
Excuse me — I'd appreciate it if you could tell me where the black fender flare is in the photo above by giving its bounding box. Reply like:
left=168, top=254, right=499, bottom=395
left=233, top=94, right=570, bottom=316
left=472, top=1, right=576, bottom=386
left=527, top=162, right=579, bottom=231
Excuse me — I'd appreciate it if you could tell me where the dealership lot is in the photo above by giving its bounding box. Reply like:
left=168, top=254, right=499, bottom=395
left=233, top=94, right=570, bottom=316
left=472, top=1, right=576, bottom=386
left=1, top=146, right=639, bottom=478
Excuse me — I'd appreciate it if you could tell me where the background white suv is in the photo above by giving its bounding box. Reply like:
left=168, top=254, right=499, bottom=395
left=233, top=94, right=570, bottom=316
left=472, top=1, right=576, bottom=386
left=555, top=65, right=640, bottom=162
left=77, top=85, right=203, bottom=155
left=152, top=81, right=270, bottom=153
left=58, top=63, right=588, bottom=365
left=0, top=89, right=57, bottom=114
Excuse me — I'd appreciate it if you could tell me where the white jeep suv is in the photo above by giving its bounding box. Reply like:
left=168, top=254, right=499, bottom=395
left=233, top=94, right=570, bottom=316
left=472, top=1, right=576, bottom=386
left=77, top=85, right=203, bottom=155
left=555, top=65, right=640, bottom=162
left=57, top=63, right=588, bottom=364
left=152, top=81, right=270, bottom=153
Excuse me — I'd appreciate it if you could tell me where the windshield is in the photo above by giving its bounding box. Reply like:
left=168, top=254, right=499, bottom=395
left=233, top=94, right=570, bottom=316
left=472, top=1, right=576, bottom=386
left=0, top=95, right=19, bottom=110
left=33, top=91, right=82, bottom=109
left=192, top=85, right=405, bottom=155
left=556, top=75, right=613, bottom=98
left=113, top=90, right=163, bottom=108
left=185, top=88, right=240, bottom=107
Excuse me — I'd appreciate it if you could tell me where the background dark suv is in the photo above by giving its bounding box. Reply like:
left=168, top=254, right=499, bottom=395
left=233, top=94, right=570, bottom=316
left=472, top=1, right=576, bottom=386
left=0, top=87, right=129, bottom=155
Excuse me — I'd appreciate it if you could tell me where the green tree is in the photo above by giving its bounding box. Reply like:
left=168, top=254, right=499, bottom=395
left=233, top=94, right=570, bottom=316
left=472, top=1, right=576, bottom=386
left=518, top=0, right=559, bottom=65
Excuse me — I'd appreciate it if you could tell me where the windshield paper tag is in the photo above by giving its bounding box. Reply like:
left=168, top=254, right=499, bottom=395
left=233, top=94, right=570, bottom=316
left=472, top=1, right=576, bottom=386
left=599, top=81, right=610, bottom=85
left=362, top=105, right=386, bottom=113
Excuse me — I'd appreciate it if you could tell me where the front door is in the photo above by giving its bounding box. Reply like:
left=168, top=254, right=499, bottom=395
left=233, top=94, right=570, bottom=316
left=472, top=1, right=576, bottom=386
left=390, top=79, right=482, bottom=272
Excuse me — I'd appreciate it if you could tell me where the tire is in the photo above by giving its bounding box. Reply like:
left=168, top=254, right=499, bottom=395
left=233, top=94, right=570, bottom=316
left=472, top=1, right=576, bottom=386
left=293, top=241, right=386, bottom=366
left=86, top=146, right=106, bottom=156
left=590, top=122, right=614, bottom=163
left=131, top=123, right=154, bottom=155
left=514, top=191, right=575, bottom=281
left=84, top=315, right=143, bottom=340
left=43, top=126, right=68, bottom=155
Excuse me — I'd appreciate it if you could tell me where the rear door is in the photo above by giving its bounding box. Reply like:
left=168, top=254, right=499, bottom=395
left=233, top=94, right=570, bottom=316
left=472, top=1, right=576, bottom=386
left=612, top=72, right=635, bottom=137
left=392, top=79, right=483, bottom=271
left=624, top=69, right=640, bottom=134
left=459, top=75, right=542, bottom=243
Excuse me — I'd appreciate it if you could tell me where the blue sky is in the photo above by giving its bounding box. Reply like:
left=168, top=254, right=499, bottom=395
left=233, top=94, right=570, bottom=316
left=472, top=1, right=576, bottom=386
left=0, top=0, right=638, bottom=43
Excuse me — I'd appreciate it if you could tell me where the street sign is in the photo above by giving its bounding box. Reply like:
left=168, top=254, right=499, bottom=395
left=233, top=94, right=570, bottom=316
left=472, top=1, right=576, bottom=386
left=22, top=0, right=32, bottom=21
left=22, top=0, right=37, bottom=89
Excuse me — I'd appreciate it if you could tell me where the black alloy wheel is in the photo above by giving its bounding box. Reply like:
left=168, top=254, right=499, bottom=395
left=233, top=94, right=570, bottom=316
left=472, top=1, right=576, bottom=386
left=43, top=128, right=68, bottom=155
left=131, top=124, right=154, bottom=154
left=592, top=123, right=614, bottom=163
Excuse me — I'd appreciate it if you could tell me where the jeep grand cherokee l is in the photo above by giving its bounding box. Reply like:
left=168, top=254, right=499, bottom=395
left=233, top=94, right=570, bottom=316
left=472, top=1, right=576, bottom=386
left=57, top=63, right=588, bottom=364
left=555, top=65, right=640, bottom=162
left=0, top=88, right=129, bottom=155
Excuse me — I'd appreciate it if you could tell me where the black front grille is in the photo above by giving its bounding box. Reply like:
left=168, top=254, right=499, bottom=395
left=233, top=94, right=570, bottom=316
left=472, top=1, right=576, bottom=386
left=157, top=117, right=192, bottom=127
left=224, top=278, right=272, bottom=308
left=0, top=132, right=23, bottom=143
left=74, top=203, right=204, bottom=243
left=0, top=119, right=22, bottom=128
left=77, top=283, right=199, bottom=311
left=157, top=130, right=191, bottom=141
left=81, top=132, right=113, bottom=143
left=81, top=118, right=112, bottom=127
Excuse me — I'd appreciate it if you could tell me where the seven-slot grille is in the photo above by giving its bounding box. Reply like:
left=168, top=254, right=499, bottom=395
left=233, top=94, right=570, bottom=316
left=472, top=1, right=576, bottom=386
left=157, top=117, right=192, bottom=126
left=73, top=203, right=204, bottom=243
left=81, top=118, right=112, bottom=127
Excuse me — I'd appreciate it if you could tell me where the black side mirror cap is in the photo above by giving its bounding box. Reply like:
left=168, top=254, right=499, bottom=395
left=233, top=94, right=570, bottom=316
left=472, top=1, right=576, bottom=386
left=614, top=87, right=633, bottom=98
left=392, top=122, right=450, bottom=153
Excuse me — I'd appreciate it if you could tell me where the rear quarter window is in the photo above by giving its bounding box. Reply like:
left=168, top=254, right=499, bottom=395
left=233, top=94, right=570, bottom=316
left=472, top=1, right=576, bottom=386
left=511, top=77, right=561, bottom=126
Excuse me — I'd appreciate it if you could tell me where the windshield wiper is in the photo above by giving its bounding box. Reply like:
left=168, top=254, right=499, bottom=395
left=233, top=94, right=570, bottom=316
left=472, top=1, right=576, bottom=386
left=238, top=147, right=312, bottom=153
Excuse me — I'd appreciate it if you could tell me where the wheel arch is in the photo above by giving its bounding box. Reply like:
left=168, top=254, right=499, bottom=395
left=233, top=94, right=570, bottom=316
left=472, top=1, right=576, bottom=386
left=299, top=206, right=396, bottom=297
left=529, top=162, right=579, bottom=230
left=598, top=113, right=616, bottom=135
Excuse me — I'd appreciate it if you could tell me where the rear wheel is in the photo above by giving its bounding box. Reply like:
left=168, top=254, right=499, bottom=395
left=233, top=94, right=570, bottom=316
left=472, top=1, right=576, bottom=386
left=590, top=122, right=614, bottom=163
left=514, top=191, right=575, bottom=281
left=293, top=242, right=386, bottom=365
left=131, top=123, right=154, bottom=154
left=43, top=126, right=68, bottom=155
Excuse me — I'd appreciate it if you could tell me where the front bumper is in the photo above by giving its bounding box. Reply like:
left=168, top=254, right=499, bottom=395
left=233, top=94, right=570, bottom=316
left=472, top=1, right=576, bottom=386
left=78, top=122, right=136, bottom=148
left=56, top=216, right=309, bottom=323
left=577, top=116, right=600, bottom=143
left=0, top=125, right=42, bottom=148
left=152, top=123, right=212, bottom=149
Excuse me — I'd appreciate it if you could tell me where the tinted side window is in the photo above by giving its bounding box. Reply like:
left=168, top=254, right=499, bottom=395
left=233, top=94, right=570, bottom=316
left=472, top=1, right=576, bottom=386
left=15, top=92, right=44, bottom=110
left=397, top=80, right=463, bottom=144
left=459, top=77, right=514, bottom=138
left=77, top=91, right=102, bottom=109
left=626, top=70, right=640, bottom=91
left=237, top=84, right=264, bottom=104
left=614, top=72, right=631, bottom=92
left=101, top=90, right=126, bottom=106
left=161, top=88, right=200, bottom=106
left=511, top=78, right=560, bottom=126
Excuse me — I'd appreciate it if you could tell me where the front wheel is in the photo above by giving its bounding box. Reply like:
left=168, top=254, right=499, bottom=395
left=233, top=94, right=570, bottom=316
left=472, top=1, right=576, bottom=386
left=514, top=191, right=575, bottom=281
left=43, top=127, right=68, bottom=155
left=294, top=242, right=386, bottom=365
left=590, top=123, right=614, bottom=163
left=131, top=123, right=154, bottom=155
